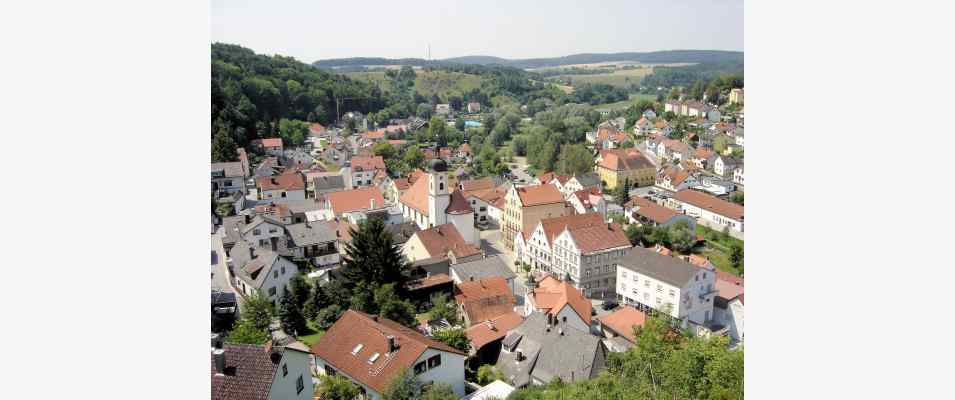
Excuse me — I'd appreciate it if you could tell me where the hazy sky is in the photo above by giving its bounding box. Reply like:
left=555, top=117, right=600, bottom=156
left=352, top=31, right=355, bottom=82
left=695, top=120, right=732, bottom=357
left=211, top=0, right=742, bottom=63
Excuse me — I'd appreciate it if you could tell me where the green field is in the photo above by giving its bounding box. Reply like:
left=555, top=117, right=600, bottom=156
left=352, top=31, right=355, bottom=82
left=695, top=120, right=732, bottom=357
left=346, top=70, right=486, bottom=99
left=557, top=66, right=655, bottom=88
left=696, top=225, right=744, bottom=276
left=592, top=93, right=658, bottom=110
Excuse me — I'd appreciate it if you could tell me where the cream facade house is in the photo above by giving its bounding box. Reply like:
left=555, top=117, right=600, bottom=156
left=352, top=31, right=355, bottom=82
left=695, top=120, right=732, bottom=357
left=211, top=341, right=314, bottom=400
left=671, top=189, right=744, bottom=235
left=500, top=184, right=567, bottom=251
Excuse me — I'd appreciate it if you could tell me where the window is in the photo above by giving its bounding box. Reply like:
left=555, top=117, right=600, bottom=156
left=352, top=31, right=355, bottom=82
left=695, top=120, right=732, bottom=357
left=296, top=375, right=304, bottom=394
left=427, top=354, right=441, bottom=369
left=268, top=287, right=276, bottom=296
left=621, top=271, right=627, bottom=279
left=280, top=266, right=286, bottom=275
left=273, top=271, right=279, bottom=279
left=439, top=182, right=444, bottom=191
left=632, top=288, right=638, bottom=295
left=269, top=228, right=277, bottom=233
left=281, top=192, right=287, bottom=198
left=253, top=229, right=261, bottom=235
left=414, top=361, right=427, bottom=375
left=282, top=364, right=288, bottom=377
left=656, top=284, right=662, bottom=293
left=644, top=280, right=650, bottom=287
left=644, top=292, right=650, bottom=301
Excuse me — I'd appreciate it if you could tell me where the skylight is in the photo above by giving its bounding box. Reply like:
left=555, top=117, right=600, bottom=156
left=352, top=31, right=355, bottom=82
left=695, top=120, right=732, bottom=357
left=368, top=353, right=380, bottom=364
left=351, top=344, right=364, bottom=355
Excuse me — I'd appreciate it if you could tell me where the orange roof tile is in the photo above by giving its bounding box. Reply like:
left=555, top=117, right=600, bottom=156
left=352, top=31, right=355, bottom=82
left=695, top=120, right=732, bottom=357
left=515, top=184, right=564, bottom=206
left=256, top=172, right=305, bottom=191
left=598, top=149, right=654, bottom=172
left=599, top=306, right=647, bottom=343
left=673, top=189, right=744, bottom=221
left=350, top=155, right=385, bottom=172
left=626, top=197, right=680, bottom=225
left=530, top=276, right=592, bottom=325
left=455, top=277, right=516, bottom=326
left=326, top=187, right=385, bottom=216
left=414, top=224, right=481, bottom=259
left=464, top=311, right=524, bottom=350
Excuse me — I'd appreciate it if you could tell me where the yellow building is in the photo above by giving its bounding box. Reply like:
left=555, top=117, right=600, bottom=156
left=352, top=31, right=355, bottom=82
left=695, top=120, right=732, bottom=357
left=596, top=149, right=656, bottom=190
left=729, top=88, right=744, bottom=105
left=501, top=184, right=567, bottom=250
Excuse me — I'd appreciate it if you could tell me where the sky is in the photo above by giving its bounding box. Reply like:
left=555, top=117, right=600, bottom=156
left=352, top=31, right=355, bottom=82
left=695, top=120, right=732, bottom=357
left=211, top=0, right=742, bottom=63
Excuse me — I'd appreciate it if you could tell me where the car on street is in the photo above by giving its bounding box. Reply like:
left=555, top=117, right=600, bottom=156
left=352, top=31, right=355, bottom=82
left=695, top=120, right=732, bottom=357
left=602, top=300, right=619, bottom=311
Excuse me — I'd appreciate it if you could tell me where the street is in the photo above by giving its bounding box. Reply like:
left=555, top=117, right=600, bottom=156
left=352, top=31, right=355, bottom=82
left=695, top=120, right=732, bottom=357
left=506, top=156, right=534, bottom=185
left=211, top=229, right=240, bottom=307
left=478, top=227, right=527, bottom=305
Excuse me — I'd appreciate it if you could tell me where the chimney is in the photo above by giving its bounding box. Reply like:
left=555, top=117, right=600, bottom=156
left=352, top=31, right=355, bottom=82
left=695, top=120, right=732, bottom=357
left=370, top=198, right=376, bottom=209
left=387, top=335, right=397, bottom=352
left=516, top=350, right=524, bottom=361
left=211, top=333, right=223, bottom=350
left=469, top=276, right=474, bottom=282
left=213, top=348, right=226, bottom=375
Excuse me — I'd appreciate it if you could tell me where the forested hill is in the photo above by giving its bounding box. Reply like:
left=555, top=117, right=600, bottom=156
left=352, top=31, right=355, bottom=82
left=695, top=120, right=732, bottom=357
left=313, top=50, right=742, bottom=69
left=211, top=43, right=389, bottom=154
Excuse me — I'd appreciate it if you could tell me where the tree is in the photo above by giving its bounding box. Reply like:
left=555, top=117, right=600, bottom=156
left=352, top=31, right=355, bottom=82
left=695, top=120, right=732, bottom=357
left=428, top=293, right=459, bottom=325
left=417, top=103, right=433, bottom=119
left=375, top=283, right=417, bottom=328
left=211, top=124, right=238, bottom=162
left=277, top=118, right=309, bottom=146
left=421, top=383, right=458, bottom=400
left=476, top=364, right=506, bottom=385
left=339, top=218, right=412, bottom=293
left=226, top=318, right=270, bottom=344
left=614, top=178, right=631, bottom=205
left=668, top=220, right=696, bottom=253
left=278, top=290, right=308, bottom=336
left=625, top=224, right=643, bottom=246
left=383, top=369, right=421, bottom=400
left=432, top=327, right=470, bottom=352
left=428, top=115, right=448, bottom=146
left=402, top=145, right=425, bottom=171
left=555, top=144, right=594, bottom=176
left=729, top=243, right=744, bottom=274
left=455, top=117, right=466, bottom=131
left=729, top=192, right=744, bottom=205
left=242, top=290, right=275, bottom=332
left=316, top=374, right=360, bottom=400
left=373, top=141, right=397, bottom=159
left=287, top=275, right=310, bottom=311
left=302, top=282, right=330, bottom=321
left=511, top=135, right=528, bottom=156
left=314, top=304, right=344, bottom=330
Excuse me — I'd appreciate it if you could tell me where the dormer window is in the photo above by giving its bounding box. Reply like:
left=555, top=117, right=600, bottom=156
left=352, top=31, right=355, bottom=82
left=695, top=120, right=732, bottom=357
left=368, top=353, right=380, bottom=364
left=351, top=344, right=364, bottom=355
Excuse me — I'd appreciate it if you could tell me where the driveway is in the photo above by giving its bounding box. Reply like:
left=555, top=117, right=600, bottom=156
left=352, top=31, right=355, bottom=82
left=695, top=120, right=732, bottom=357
left=212, top=229, right=240, bottom=307
left=478, top=228, right=528, bottom=304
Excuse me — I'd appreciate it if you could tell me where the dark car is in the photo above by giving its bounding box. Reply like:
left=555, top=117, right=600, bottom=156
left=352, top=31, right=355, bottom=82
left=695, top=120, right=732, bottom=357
left=602, top=300, right=619, bottom=311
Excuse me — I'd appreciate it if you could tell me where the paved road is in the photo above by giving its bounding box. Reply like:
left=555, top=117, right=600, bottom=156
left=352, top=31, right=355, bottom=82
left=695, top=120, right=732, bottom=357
left=506, top=156, right=534, bottom=186
left=211, top=229, right=237, bottom=297
left=478, top=228, right=527, bottom=305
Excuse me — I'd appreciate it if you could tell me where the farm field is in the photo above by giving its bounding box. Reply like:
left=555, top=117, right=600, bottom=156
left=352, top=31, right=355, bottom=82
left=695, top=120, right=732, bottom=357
left=592, top=93, right=658, bottom=110
left=557, top=66, right=655, bottom=88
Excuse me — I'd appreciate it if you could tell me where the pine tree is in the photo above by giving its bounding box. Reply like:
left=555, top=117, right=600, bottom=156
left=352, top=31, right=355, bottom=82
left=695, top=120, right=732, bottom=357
left=211, top=121, right=238, bottom=162
left=339, top=217, right=411, bottom=294
left=278, top=290, right=308, bottom=336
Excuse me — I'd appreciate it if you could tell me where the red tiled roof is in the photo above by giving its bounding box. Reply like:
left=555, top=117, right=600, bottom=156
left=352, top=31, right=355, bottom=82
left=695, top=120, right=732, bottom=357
left=309, top=123, right=324, bottom=135
left=460, top=178, right=495, bottom=194
left=311, top=310, right=466, bottom=394
left=599, top=306, right=647, bottom=344
left=350, top=155, right=385, bottom=172
left=406, top=273, right=454, bottom=291
left=528, top=213, right=603, bottom=247
left=257, top=138, right=283, bottom=148
left=465, top=311, right=524, bottom=350
left=256, top=172, right=306, bottom=191
left=439, top=147, right=452, bottom=158
left=457, top=143, right=471, bottom=155
left=399, top=174, right=430, bottom=216
left=566, top=222, right=630, bottom=253
left=414, top=224, right=482, bottom=259
left=626, top=197, right=680, bottom=225
left=598, top=149, right=654, bottom=172
left=387, top=139, right=408, bottom=146
left=455, top=277, right=516, bottom=326
left=254, top=203, right=291, bottom=218
left=212, top=343, right=283, bottom=400
left=515, top=184, right=564, bottom=206
left=363, top=129, right=386, bottom=140
left=408, top=169, right=425, bottom=184
left=530, top=276, right=592, bottom=325
left=658, top=166, right=691, bottom=187
left=446, top=189, right=473, bottom=215
left=392, top=178, right=411, bottom=191
left=673, top=189, right=744, bottom=221
left=326, top=187, right=385, bottom=216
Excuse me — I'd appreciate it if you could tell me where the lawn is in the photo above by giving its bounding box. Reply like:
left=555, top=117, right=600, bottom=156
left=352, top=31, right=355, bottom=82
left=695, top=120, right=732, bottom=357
left=558, top=67, right=655, bottom=88
left=695, top=225, right=744, bottom=276
left=592, top=93, right=658, bottom=110
left=297, top=321, right=325, bottom=347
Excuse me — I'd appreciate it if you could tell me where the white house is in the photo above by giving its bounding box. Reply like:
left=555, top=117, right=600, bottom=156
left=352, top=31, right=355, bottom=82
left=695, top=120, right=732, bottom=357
left=713, top=155, right=741, bottom=178
left=311, top=310, right=468, bottom=400
left=257, top=173, right=307, bottom=202
left=655, top=167, right=700, bottom=193
left=229, top=246, right=300, bottom=304
left=211, top=162, right=248, bottom=199
left=346, top=155, right=386, bottom=188
left=671, top=189, right=744, bottom=235
left=733, top=165, right=744, bottom=186
left=615, top=246, right=717, bottom=326
left=211, top=341, right=313, bottom=400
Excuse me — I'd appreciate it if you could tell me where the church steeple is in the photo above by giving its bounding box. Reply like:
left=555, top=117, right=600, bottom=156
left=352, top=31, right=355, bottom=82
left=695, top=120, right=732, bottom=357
left=427, top=159, right=450, bottom=226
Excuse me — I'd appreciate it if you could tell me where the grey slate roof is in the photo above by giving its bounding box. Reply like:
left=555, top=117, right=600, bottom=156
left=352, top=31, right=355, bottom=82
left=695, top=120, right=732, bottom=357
left=285, top=222, right=336, bottom=247
left=282, top=199, right=324, bottom=214
left=384, top=221, right=420, bottom=246
left=572, top=172, right=601, bottom=189
left=495, top=312, right=605, bottom=387
left=617, top=246, right=700, bottom=287
left=312, top=174, right=346, bottom=193
left=212, top=162, right=246, bottom=178
left=450, top=255, right=516, bottom=282
left=221, top=215, right=249, bottom=246
left=230, top=246, right=281, bottom=290
left=240, top=215, right=285, bottom=236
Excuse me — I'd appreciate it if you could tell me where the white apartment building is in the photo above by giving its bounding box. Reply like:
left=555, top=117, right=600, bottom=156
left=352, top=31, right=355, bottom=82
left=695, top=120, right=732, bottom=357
left=615, top=246, right=717, bottom=326
left=671, top=189, right=744, bottom=235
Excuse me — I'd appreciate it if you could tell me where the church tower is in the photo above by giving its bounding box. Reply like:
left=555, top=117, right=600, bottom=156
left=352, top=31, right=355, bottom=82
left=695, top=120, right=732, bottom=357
left=427, top=159, right=450, bottom=227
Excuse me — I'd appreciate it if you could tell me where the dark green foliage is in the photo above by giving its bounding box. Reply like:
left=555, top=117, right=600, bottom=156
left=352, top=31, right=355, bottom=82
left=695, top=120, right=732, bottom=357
left=555, top=144, right=594, bottom=176
left=383, top=369, right=421, bottom=400
left=302, top=282, right=329, bottom=321
left=226, top=318, right=270, bottom=345
left=338, top=218, right=411, bottom=294
left=614, top=178, right=632, bottom=205
left=277, top=118, right=309, bottom=146
left=432, top=327, right=470, bottom=352
left=476, top=365, right=506, bottom=385
left=730, top=243, right=744, bottom=275
left=225, top=290, right=273, bottom=344
left=374, top=283, right=418, bottom=328
left=729, top=192, right=744, bottom=205
left=625, top=224, right=643, bottom=246
left=278, top=290, right=308, bottom=336
left=428, top=293, right=459, bottom=325
left=642, top=60, right=744, bottom=89
left=421, top=383, right=458, bottom=400
left=211, top=123, right=238, bottom=162
left=317, top=374, right=361, bottom=400
left=287, top=275, right=310, bottom=310
left=668, top=220, right=697, bottom=253
left=314, top=304, right=344, bottom=331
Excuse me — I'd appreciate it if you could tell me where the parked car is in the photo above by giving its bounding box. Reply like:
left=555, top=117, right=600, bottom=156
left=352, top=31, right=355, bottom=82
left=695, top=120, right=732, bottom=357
left=602, top=300, right=619, bottom=311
